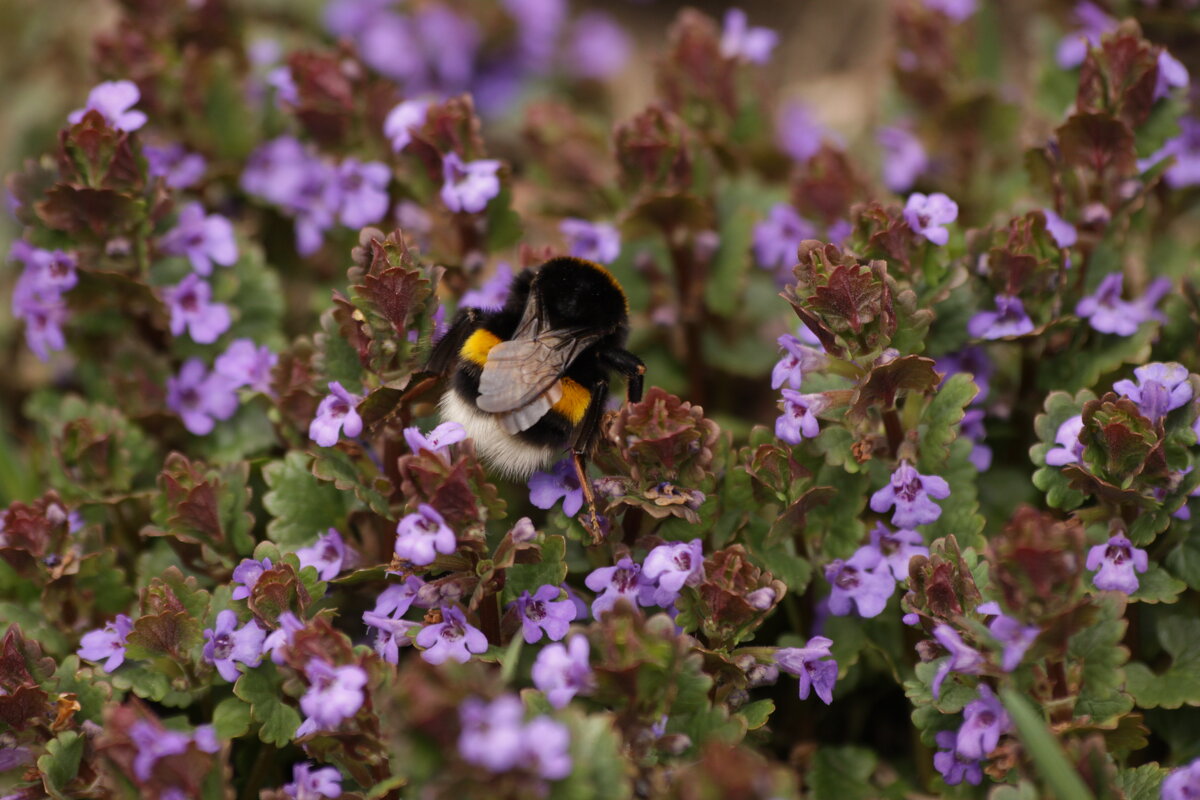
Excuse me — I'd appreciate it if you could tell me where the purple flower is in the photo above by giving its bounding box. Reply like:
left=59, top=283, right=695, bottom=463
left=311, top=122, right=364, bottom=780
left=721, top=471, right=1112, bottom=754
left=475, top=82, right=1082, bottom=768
left=416, top=606, right=489, bottom=664
left=1056, top=2, right=1116, bottom=69
left=719, top=8, right=778, bottom=65
left=1113, top=362, right=1193, bottom=422
left=144, top=143, right=207, bottom=189
left=771, top=333, right=826, bottom=390
left=528, top=459, right=584, bottom=518
left=776, top=101, right=825, bottom=163
left=1144, top=117, right=1200, bottom=189
left=308, top=381, right=363, bottom=447
left=921, top=0, right=977, bottom=21
left=202, top=609, right=265, bottom=682
left=77, top=614, right=133, bottom=672
left=296, top=528, right=346, bottom=581
left=166, top=359, right=239, bottom=436
left=864, top=523, right=929, bottom=582
left=283, top=763, right=342, bottom=799
left=296, top=659, right=367, bottom=736
left=565, top=12, right=630, bottom=80
left=394, top=503, right=457, bottom=566
left=129, top=721, right=191, bottom=781
left=511, top=584, right=576, bottom=644
left=904, top=192, right=958, bottom=245
left=161, top=273, right=232, bottom=344
left=1086, top=534, right=1149, bottom=594
left=363, top=612, right=420, bottom=664
left=962, top=408, right=993, bottom=472
left=372, top=576, right=428, bottom=618
left=936, top=346, right=993, bottom=401
left=775, top=389, right=829, bottom=445
left=532, top=634, right=592, bottom=708
left=458, top=695, right=526, bottom=773
left=404, top=421, right=467, bottom=461
left=68, top=80, right=147, bottom=131
left=825, top=548, right=896, bottom=618
left=560, top=218, right=621, bottom=264
left=1041, top=208, right=1078, bottom=249
left=967, top=294, right=1034, bottom=340
left=11, top=287, right=67, bottom=361
left=957, top=685, right=1010, bottom=759
left=267, top=67, right=299, bottom=106
left=1044, top=415, right=1084, bottom=467
left=641, top=539, right=704, bottom=607
left=1076, top=273, right=1169, bottom=336
left=746, top=587, right=777, bottom=610
left=263, top=612, right=304, bottom=664
left=460, top=263, right=514, bottom=311
left=585, top=557, right=647, bottom=617
left=383, top=98, right=431, bottom=152
left=977, top=602, right=1039, bottom=672
left=521, top=716, right=572, bottom=780
left=16, top=246, right=79, bottom=294
left=930, top=624, right=985, bottom=698
left=870, top=460, right=951, bottom=528
left=336, top=158, right=391, bottom=228
left=1155, top=50, right=1189, bottom=100
left=775, top=636, right=838, bottom=704
left=753, top=204, right=816, bottom=274
left=159, top=203, right=238, bottom=276
left=231, top=557, right=272, bottom=600
left=1162, top=758, right=1200, bottom=800
left=933, top=730, right=983, bottom=786
left=241, top=136, right=311, bottom=208
left=441, top=153, right=501, bottom=214
left=504, top=0, right=567, bottom=72
left=878, top=125, right=928, bottom=193
left=214, top=339, right=277, bottom=394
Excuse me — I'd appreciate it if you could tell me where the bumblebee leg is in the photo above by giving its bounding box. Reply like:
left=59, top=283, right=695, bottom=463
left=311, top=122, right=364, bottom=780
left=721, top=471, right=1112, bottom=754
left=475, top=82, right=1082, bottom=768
left=570, top=378, right=610, bottom=543
left=571, top=451, right=604, bottom=544
left=426, top=307, right=481, bottom=375
left=599, top=348, right=646, bottom=403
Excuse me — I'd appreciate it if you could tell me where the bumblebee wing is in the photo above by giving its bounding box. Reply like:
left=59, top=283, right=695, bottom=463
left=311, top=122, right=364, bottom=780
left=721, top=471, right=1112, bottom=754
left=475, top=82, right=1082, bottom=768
left=475, top=331, right=600, bottom=420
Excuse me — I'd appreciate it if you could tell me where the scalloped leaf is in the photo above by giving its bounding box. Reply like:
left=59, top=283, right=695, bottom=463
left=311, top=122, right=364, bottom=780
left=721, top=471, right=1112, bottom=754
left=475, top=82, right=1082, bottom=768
left=920, top=438, right=984, bottom=549
left=263, top=451, right=357, bottom=548
left=1069, top=593, right=1132, bottom=724
left=234, top=662, right=301, bottom=746
left=918, top=372, right=979, bottom=472
left=502, top=535, right=568, bottom=604
left=1125, top=615, right=1200, bottom=709
left=311, top=447, right=390, bottom=516
left=808, top=745, right=879, bottom=800
left=37, top=730, right=83, bottom=799
left=1129, top=563, right=1186, bottom=604
left=1116, top=764, right=1167, bottom=800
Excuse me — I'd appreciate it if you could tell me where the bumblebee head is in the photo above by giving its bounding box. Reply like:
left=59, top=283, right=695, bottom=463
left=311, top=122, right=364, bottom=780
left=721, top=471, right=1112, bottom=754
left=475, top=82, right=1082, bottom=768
left=533, top=257, right=630, bottom=333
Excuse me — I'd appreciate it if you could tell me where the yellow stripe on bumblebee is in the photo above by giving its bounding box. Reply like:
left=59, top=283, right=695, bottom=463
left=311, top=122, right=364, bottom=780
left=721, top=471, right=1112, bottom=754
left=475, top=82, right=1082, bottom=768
left=460, top=328, right=502, bottom=366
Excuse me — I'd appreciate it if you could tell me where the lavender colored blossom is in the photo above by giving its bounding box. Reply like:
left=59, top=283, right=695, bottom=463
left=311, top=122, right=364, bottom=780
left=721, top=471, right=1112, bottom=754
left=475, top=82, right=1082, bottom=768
left=357, top=12, right=424, bottom=84
left=241, top=136, right=311, bottom=208
left=372, top=575, right=428, bottom=619
left=336, top=158, right=391, bottom=228
left=967, top=294, right=1034, bottom=340
left=296, top=659, right=367, bottom=736
left=933, top=730, right=983, bottom=786
left=1143, top=118, right=1200, bottom=188
left=1113, top=362, right=1194, bottom=422
left=775, top=101, right=825, bottom=163
left=296, top=528, right=346, bottom=581
left=511, top=584, right=576, bottom=644
left=11, top=278, right=68, bottom=361
left=585, top=557, right=646, bottom=617
left=458, top=695, right=526, bottom=773
left=291, top=166, right=342, bottom=256
left=936, top=346, right=993, bottom=401
left=144, top=143, right=207, bottom=189
left=1045, top=415, right=1085, bottom=467
left=161, top=273, right=231, bottom=344
left=263, top=612, right=304, bottom=664
left=395, top=504, right=457, bottom=566
left=865, top=523, right=929, bottom=582
left=977, top=601, right=1039, bottom=672
left=404, top=421, right=467, bottom=461
left=771, top=333, right=826, bottom=390
left=15, top=245, right=78, bottom=294
left=202, top=609, right=265, bottom=682
left=719, top=8, right=778, bottom=65
left=824, top=548, right=896, bottom=618
left=308, top=381, right=363, bottom=447
left=957, top=685, right=1010, bottom=759
left=904, top=192, right=958, bottom=245
left=566, top=11, right=631, bottom=80
left=416, top=606, right=489, bottom=664
left=878, top=125, right=928, bottom=192
left=441, top=153, right=501, bottom=214
left=528, top=459, right=584, bottom=518
left=775, top=389, right=829, bottom=444
left=412, top=5, right=480, bottom=91
left=383, top=98, right=431, bottom=152
left=1162, top=758, right=1200, bottom=800
left=159, top=203, right=238, bottom=276
left=532, top=634, right=593, bottom=708
left=746, top=587, right=777, bottom=610
left=921, top=0, right=977, bottom=21
left=1056, top=2, right=1116, bottom=69
left=214, top=339, right=277, bottom=394
left=641, top=539, right=704, bottom=607
left=1076, top=273, right=1169, bottom=336
left=68, top=80, right=147, bottom=131
left=962, top=408, right=993, bottom=471
left=504, top=0, right=567, bottom=72
left=231, top=557, right=272, bottom=600
left=753, top=204, right=816, bottom=274
left=870, top=460, right=951, bottom=528
left=324, top=0, right=391, bottom=37
left=1155, top=51, right=1189, bottom=100
left=76, top=613, right=133, bottom=672
left=1086, top=534, right=1149, bottom=594
left=267, top=66, right=299, bottom=106
left=775, top=636, right=838, bottom=704
left=129, top=721, right=191, bottom=780
left=1042, top=208, right=1077, bottom=248
left=521, top=716, right=572, bottom=780
left=460, top=263, right=514, bottom=311
left=362, top=612, right=420, bottom=664
left=930, top=624, right=985, bottom=698
left=283, top=763, right=342, bottom=799
left=560, top=218, right=621, bottom=264
left=166, top=359, right=239, bottom=436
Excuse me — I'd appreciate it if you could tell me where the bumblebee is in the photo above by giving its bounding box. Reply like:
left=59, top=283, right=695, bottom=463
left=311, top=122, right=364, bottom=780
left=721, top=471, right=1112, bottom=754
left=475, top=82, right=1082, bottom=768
left=428, top=257, right=644, bottom=481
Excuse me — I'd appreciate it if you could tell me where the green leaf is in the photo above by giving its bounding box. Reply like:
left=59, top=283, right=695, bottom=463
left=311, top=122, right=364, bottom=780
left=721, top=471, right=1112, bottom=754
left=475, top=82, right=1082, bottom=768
left=1115, top=764, right=1167, bottom=800
left=216, top=243, right=285, bottom=347
left=1166, top=523, right=1200, bottom=589
left=1038, top=323, right=1156, bottom=395
left=1129, top=563, right=1186, bottom=604
left=548, top=710, right=631, bottom=800
left=37, top=730, right=84, bottom=798
left=109, top=662, right=172, bottom=702
left=484, top=185, right=524, bottom=252
left=705, top=178, right=778, bottom=317
left=808, top=745, right=878, bottom=800
left=315, top=307, right=364, bottom=393
left=52, top=657, right=110, bottom=724
left=311, top=446, right=390, bottom=516
left=1069, top=594, right=1133, bottom=724
left=999, top=688, right=1095, bottom=800
left=918, top=373, right=979, bottom=472
left=803, top=464, right=868, bottom=559
left=262, top=451, right=357, bottom=548
left=1126, top=615, right=1200, bottom=709
left=736, top=699, right=774, bottom=730
left=234, top=662, right=301, bottom=746
left=920, top=437, right=985, bottom=549
left=502, top=535, right=568, bottom=604
left=212, top=695, right=253, bottom=739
